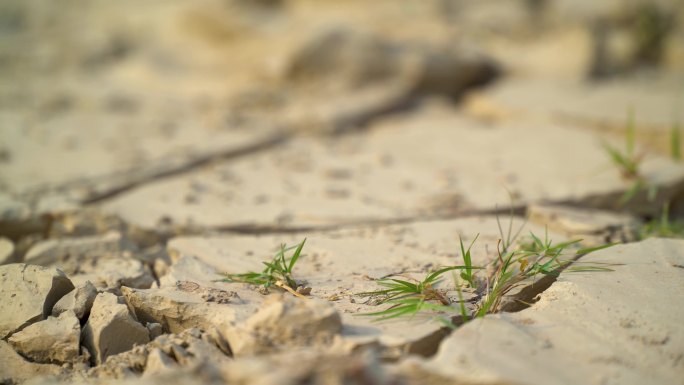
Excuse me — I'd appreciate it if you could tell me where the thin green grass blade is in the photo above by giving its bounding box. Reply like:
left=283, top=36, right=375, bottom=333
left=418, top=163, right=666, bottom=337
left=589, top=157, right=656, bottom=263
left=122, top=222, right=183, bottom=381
left=387, top=279, right=419, bottom=292
left=672, top=119, right=681, bottom=160
left=288, top=238, right=306, bottom=272
left=576, top=243, right=616, bottom=255
left=425, top=265, right=474, bottom=283
left=565, top=266, right=614, bottom=272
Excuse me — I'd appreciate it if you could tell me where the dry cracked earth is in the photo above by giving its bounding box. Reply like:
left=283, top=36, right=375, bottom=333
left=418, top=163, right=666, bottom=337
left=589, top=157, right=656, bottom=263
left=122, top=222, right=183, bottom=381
left=1, top=1, right=684, bottom=385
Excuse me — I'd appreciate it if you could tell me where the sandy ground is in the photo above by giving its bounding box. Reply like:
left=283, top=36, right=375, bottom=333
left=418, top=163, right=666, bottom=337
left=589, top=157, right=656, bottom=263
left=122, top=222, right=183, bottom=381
left=1, top=1, right=684, bottom=385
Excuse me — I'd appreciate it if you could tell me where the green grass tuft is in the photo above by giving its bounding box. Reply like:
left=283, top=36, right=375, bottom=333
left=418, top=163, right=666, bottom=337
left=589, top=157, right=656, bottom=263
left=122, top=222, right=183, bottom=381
left=218, top=238, right=307, bottom=293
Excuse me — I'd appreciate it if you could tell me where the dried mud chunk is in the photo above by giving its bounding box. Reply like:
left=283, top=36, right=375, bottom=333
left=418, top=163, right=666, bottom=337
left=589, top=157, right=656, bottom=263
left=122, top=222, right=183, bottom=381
left=0, top=264, right=74, bottom=338
left=8, top=311, right=80, bottom=364
left=82, top=292, right=150, bottom=365
left=225, top=294, right=342, bottom=356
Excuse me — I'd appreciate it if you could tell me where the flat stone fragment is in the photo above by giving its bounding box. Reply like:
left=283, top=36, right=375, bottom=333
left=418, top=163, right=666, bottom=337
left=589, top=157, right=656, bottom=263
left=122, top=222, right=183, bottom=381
left=52, top=281, right=98, bottom=320
left=0, top=340, right=62, bottom=384
left=104, top=108, right=684, bottom=231
left=0, top=264, right=74, bottom=338
left=82, top=292, right=150, bottom=365
left=408, top=238, right=684, bottom=385
left=528, top=203, right=641, bottom=245
left=8, top=311, right=81, bottom=364
left=0, top=237, right=15, bottom=265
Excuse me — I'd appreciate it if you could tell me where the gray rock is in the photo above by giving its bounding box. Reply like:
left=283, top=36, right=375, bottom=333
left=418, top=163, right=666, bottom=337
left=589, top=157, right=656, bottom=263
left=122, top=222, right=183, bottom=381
left=0, top=237, right=15, bottom=265
left=8, top=311, right=80, bottom=364
left=226, top=294, right=342, bottom=356
left=82, top=292, right=150, bottom=365
left=52, top=281, right=98, bottom=319
left=0, top=264, right=74, bottom=338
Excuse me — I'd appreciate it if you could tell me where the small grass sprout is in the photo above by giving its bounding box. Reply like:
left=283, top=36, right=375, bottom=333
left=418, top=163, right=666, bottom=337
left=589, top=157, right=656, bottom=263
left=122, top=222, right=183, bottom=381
left=218, top=238, right=308, bottom=297
left=357, top=209, right=616, bottom=325
left=356, top=265, right=480, bottom=320
left=602, top=108, right=655, bottom=204
left=459, top=233, right=479, bottom=287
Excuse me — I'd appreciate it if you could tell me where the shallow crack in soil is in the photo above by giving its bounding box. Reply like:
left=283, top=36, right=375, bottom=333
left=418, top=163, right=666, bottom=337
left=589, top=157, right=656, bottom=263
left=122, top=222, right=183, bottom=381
left=82, top=133, right=289, bottom=205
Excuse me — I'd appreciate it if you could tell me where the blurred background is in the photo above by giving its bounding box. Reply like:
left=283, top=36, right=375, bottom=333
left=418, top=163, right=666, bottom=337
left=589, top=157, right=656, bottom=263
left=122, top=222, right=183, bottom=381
left=0, top=0, right=683, bottom=224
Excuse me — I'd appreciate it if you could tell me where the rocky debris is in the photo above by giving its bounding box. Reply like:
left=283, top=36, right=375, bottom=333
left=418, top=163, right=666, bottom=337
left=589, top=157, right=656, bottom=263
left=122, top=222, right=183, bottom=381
left=528, top=203, right=641, bottom=245
left=8, top=311, right=81, bottom=364
left=85, top=328, right=230, bottom=381
left=52, top=281, right=98, bottom=320
left=103, top=107, right=684, bottom=231
left=225, top=294, right=342, bottom=356
left=0, top=236, right=15, bottom=264
left=406, top=238, right=684, bottom=385
left=82, top=292, right=150, bottom=365
left=0, top=340, right=62, bottom=384
left=0, top=264, right=74, bottom=338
